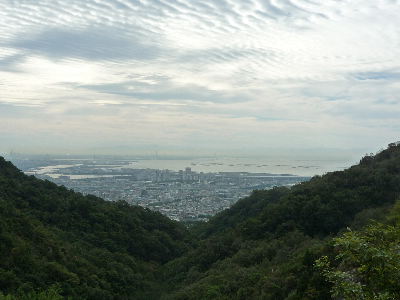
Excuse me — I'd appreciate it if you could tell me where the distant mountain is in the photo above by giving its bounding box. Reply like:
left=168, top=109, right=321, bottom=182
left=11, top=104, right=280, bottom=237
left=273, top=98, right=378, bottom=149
left=1, top=143, right=400, bottom=299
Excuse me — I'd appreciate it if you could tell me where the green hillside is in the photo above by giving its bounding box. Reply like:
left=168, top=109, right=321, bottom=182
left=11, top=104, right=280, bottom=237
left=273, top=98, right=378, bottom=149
left=162, top=143, right=400, bottom=299
left=1, top=143, right=400, bottom=299
left=0, top=157, right=190, bottom=299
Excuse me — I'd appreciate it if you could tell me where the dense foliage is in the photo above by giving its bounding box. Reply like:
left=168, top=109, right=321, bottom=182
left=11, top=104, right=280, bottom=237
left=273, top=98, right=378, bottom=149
left=1, top=143, right=400, bottom=299
left=0, top=286, right=64, bottom=300
left=317, top=202, right=400, bottom=300
left=161, top=144, right=400, bottom=299
left=0, top=157, right=190, bottom=299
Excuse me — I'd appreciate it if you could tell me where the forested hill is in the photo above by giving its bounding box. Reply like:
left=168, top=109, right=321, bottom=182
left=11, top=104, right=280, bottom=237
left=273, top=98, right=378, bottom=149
left=1, top=143, right=400, bottom=299
left=0, top=157, right=190, bottom=299
left=203, top=142, right=400, bottom=238
left=162, top=143, right=400, bottom=299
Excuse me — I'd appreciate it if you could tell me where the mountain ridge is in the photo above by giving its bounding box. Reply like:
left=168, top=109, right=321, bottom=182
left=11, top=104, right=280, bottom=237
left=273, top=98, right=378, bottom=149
left=0, top=157, right=190, bottom=299
left=1, top=143, right=400, bottom=299
left=161, top=143, right=400, bottom=299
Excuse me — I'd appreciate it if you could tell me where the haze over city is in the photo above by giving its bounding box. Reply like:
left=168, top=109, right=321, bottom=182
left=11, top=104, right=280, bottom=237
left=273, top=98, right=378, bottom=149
left=1, top=0, right=399, bottom=157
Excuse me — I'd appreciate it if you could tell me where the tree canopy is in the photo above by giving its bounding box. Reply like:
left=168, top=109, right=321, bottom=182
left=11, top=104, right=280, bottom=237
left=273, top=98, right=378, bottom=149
left=1, top=143, right=400, bottom=299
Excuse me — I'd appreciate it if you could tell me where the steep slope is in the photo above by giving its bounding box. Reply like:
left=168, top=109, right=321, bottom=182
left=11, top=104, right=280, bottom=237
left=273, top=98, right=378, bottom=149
left=316, top=203, right=400, bottom=300
left=0, top=157, right=190, bottom=299
left=163, top=143, right=400, bottom=299
left=206, top=144, right=400, bottom=238
left=1, top=143, right=400, bottom=299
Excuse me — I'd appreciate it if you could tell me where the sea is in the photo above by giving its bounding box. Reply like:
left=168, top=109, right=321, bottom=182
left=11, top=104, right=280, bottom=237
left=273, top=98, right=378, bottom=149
left=125, top=156, right=357, bottom=177
left=10, top=151, right=363, bottom=178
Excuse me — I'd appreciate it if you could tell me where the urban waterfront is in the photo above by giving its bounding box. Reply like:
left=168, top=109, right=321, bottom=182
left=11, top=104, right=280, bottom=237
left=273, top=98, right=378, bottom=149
left=8, top=156, right=317, bottom=221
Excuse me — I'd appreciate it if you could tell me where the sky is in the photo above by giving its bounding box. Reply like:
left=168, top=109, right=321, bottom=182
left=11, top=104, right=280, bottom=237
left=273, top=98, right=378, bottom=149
left=0, top=0, right=400, bottom=157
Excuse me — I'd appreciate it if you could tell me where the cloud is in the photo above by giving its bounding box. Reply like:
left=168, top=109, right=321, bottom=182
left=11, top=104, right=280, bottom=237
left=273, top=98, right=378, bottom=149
left=77, top=80, right=251, bottom=104
left=1, top=0, right=400, bottom=154
left=0, top=54, right=25, bottom=72
left=353, top=71, right=400, bottom=81
left=10, top=27, right=160, bottom=61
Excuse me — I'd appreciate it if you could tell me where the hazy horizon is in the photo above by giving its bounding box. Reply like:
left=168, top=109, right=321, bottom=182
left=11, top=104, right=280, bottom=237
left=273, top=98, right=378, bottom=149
left=1, top=145, right=373, bottom=178
left=0, top=145, right=374, bottom=160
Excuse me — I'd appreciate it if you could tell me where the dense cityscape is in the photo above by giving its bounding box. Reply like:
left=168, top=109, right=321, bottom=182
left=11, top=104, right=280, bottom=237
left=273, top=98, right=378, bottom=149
left=13, top=157, right=310, bottom=221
